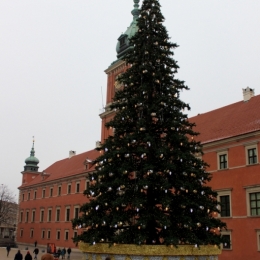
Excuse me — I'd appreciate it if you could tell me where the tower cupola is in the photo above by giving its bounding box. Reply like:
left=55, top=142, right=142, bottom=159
left=116, top=0, right=140, bottom=59
left=24, top=139, right=39, bottom=172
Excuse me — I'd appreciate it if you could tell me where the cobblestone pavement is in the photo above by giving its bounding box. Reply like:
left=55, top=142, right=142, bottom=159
left=0, top=246, right=85, bottom=260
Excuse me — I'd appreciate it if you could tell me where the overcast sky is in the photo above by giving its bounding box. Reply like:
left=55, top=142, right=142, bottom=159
left=0, top=0, right=259, bottom=198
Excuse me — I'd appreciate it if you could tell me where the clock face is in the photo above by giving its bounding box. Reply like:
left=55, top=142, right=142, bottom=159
left=114, top=74, right=123, bottom=90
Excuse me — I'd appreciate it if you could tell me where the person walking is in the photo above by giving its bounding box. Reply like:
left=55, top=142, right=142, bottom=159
left=6, top=244, right=11, bottom=257
left=41, top=253, right=54, bottom=260
left=57, top=248, right=61, bottom=259
left=25, top=251, right=33, bottom=260
left=67, top=248, right=71, bottom=259
left=61, top=248, right=66, bottom=259
left=14, top=249, right=23, bottom=260
left=33, top=247, right=39, bottom=259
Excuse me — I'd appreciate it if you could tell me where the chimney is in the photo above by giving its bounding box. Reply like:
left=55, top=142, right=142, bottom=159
left=69, top=150, right=76, bottom=158
left=243, top=87, right=255, bottom=102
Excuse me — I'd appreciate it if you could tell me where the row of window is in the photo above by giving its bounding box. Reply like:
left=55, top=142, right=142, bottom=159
left=20, top=228, right=78, bottom=241
left=216, top=144, right=258, bottom=171
left=20, top=206, right=80, bottom=223
left=218, top=188, right=260, bottom=218
left=22, top=180, right=90, bottom=201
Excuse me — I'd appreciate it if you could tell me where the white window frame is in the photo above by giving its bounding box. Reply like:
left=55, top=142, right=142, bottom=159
left=20, top=229, right=23, bottom=237
left=42, top=189, right=46, bottom=198
left=245, top=143, right=258, bottom=165
left=216, top=189, right=232, bottom=218
left=49, top=187, right=53, bottom=197
left=25, top=210, right=29, bottom=222
left=58, top=185, right=62, bottom=196
left=47, top=229, right=51, bottom=240
left=67, top=183, right=71, bottom=194
left=76, top=182, right=80, bottom=193
left=48, top=208, right=52, bottom=222
left=245, top=185, right=260, bottom=216
left=40, top=209, right=44, bottom=222
left=56, top=230, right=61, bottom=240
left=65, top=206, right=70, bottom=222
left=31, top=210, right=36, bottom=222
left=20, top=211, right=23, bottom=222
left=74, top=206, right=80, bottom=219
left=221, top=230, right=232, bottom=250
left=42, top=229, right=45, bottom=239
left=30, top=229, right=34, bottom=238
left=217, top=150, right=228, bottom=170
left=56, top=207, right=61, bottom=222
left=64, top=230, right=69, bottom=241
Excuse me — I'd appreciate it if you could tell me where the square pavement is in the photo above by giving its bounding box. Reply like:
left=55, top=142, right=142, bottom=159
left=0, top=246, right=85, bottom=260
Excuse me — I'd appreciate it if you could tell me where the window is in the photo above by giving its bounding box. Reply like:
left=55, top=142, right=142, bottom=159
left=250, top=192, right=260, bottom=216
left=42, top=230, right=45, bottom=239
left=220, top=195, right=230, bottom=217
left=26, top=211, right=29, bottom=222
left=65, top=230, right=69, bottom=240
left=57, top=230, right=60, bottom=240
left=34, top=191, right=37, bottom=199
left=48, top=209, right=52, bottom=222
left=22, top=194, right=24, bottom=201
left=85, top=180, right=90, bottom=190
left=74, top=231, right=77, bottom=238
left=30, top=229, right=34, bottom=238
left=245, top=186, right=260, bottom=216
left=76, top=183, right=80, bottom=193
left=28, top=192, right=30, bottom=200
left=67, top=184, right=71, bottom=194
left=20, top=229, right=23, bottom=237
left=217, top=150, right=228, bottom=170
left=219, top=154, right=227, bottom=169
left=42, top=189, right=46, bottom=198
left=221, top=232, right=232, bottom=250
left=58, top=186, right=61, bottom=196
left=50, top=188, right=53, bottom=197
left=32, top=211, right=35, bottom=222
left=56, top=208, right=60, bottom=221
left=74, top=207, right=79, bottom=219
left=66, top=208, right=70, bottom=221
left=20, top=212, right=23, bottom=222
left=248, top=148, right=257, bottom=164
left=47, top=230, right=51, bottom=239
left=40, top=210, right=44, bottom=222
left=216, top=189, right=232, bottom=217
left=245, top=143, right=258, bottom=165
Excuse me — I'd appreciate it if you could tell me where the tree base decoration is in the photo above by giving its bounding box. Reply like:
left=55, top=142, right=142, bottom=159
left=79, top=243, right=221, bottom=260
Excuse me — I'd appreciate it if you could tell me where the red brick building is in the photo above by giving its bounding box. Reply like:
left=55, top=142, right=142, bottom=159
left=17, top=1, right=260, bottom=259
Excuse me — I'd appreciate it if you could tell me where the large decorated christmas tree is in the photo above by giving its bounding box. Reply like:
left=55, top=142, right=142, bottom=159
left=73, top=0, right=226, bottom=247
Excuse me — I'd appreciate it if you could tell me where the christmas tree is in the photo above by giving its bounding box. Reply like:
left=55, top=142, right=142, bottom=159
left=73, top=0, right=227, bottom=247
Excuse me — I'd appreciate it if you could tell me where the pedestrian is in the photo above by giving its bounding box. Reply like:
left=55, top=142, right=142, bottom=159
left=6, top=244, right=11, bottom=257
left=34, top=241, right=37, bottom=247
left=67, top=248, right=71, bottom=259
left=61, top=248, right=66, bottom=259
left=14, top=249, right=23, bottom=260
left=41, top=253, right=54, bottom=260
left=33, top=247, right=39, bottom=259
left=57, top=248, right=61, bottom=258
left=25, top=251, right=33, bottom=260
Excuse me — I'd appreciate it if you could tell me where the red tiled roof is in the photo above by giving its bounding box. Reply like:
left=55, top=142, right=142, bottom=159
left=20, top=149, right=100, bottom=188
left=190, top=94, right=260, bottom=144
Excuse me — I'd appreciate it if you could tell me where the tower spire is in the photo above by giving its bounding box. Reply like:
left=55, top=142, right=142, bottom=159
left=30, top=136, right=35, bottom=157
left=131, top=0, right=140, bottom=20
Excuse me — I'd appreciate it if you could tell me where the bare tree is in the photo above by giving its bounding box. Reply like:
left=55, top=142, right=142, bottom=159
left=0, top=184, right=17, bottom=226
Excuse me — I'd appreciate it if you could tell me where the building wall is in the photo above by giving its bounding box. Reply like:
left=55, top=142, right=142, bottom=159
left=202, top=132, right=260, bottom=260
left=17, top=175, right=90, bottom=248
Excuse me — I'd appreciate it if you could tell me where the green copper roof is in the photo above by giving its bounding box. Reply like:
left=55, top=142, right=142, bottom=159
left=116, top=0, right=140, bottom=59
left=25, top=141, right=39, bottom=165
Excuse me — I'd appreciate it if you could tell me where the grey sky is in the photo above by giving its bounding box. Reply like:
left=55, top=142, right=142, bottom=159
left=0, top=0, right=259, bottom=198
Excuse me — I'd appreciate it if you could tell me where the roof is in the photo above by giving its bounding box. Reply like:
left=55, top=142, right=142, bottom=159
left=190, top=94, right=260, bottom=144
left=20, top=149, right=99, bottom=188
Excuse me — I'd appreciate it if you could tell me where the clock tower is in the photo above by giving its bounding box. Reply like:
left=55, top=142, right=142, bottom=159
left=99, top=0, right=140, bottom=143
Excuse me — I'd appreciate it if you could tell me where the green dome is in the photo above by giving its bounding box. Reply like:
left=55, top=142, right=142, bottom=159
left=24, top=141, right=39, bottom=172
left=116, top=0, right=140, bottom=59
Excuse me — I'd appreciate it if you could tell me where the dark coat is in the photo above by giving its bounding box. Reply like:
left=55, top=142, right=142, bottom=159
left=33, top=248, right=39, bottom=254
left=67, top=248, right=71, bottom=254
left=14, top=252, right=23, bottom=260
left=25, top=253, right=33, bottom=260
